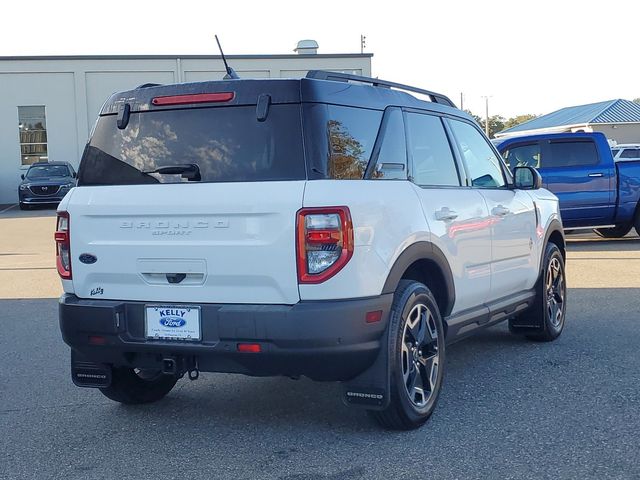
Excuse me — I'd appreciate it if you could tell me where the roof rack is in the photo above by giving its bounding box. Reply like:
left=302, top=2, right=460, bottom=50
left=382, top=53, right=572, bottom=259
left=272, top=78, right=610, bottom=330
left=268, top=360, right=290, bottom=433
left=306, top=70, right=456, bottom=108
left=136, top=83, right=162, bottom=89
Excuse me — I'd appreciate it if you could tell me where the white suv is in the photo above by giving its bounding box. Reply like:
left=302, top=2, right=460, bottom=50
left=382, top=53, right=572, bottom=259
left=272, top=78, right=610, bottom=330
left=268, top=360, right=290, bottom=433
left=57, top=71, right=566, bottom=430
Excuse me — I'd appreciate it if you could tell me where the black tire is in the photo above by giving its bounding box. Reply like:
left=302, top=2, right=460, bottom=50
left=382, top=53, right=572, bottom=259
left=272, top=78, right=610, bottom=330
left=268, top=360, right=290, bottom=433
left=99, top=367, right=178, bottom=404
left=19, top=203, right=29, bottom=210
left=370, top=280, right=445, bottom=430
left=634, top=208, right=640, bottom=237
left=594, top=224, right=632, bottom=238
left=509, top=242, right=566, bottom=342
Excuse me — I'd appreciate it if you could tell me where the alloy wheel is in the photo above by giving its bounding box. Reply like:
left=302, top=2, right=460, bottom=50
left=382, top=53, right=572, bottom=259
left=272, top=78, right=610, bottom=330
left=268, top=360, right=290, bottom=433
left=401, top=303, right=440, bottom=407
left=545, top=257, right=565, bottom=328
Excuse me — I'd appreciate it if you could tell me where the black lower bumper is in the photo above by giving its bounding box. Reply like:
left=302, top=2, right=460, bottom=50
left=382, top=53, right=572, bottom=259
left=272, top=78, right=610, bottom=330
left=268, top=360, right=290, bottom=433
left=59, top=293, right=393, bottom=382
left=20, top=195, right=65, bottom=204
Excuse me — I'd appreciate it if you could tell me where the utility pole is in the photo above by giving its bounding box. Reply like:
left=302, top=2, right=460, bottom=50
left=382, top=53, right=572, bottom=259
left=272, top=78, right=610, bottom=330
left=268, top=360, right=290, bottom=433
left=360, top=34, right=366, bottom=54
left=460, top=92, right=464, bottom=110
left=481, top=95, right=492, bottom=137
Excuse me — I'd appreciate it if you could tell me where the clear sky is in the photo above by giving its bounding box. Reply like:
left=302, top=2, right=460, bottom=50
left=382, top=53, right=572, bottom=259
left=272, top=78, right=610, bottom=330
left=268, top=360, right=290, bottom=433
left=2, top=0, right=638, bottom=119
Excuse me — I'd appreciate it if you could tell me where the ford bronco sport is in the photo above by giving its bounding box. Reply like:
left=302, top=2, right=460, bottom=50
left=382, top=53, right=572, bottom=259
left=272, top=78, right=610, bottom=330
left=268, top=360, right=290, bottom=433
left=58, top=71, right=566, bottom=430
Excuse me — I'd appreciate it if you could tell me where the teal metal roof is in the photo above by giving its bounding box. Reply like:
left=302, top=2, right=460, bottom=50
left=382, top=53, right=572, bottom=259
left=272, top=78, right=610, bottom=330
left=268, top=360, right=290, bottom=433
left=499, top=99, right=640, bottom=134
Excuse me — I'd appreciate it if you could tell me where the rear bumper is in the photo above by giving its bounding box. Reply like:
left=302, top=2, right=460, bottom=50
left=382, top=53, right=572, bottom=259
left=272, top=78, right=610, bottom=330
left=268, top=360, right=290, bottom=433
left=59, top=293, right=393, bottom=381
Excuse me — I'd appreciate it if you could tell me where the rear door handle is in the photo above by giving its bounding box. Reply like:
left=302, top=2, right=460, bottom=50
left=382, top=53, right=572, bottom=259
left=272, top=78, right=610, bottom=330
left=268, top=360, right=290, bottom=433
left=588, top=172, right=604, bottom=177
left=492, top=205, right=511, bottom=216
left=435, top=207, right=458, bottom=221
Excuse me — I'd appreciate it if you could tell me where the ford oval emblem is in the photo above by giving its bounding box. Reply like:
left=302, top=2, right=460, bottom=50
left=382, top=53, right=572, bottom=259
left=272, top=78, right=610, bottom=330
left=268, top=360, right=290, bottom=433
left=160, top=317, right=186, bottom=328
left=79, top=253, right=97, bottom=264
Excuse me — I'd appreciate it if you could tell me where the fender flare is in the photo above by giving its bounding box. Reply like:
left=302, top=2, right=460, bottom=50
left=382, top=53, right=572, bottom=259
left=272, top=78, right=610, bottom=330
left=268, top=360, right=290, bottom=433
left=381, top=241, right=456, bottom=317
left=541, top=218, right=565, bottom=270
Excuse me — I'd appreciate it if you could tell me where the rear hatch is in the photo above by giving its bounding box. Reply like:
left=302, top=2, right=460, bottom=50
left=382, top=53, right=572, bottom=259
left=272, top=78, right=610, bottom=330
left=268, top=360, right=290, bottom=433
left=68, top=81, right=305, bottom=304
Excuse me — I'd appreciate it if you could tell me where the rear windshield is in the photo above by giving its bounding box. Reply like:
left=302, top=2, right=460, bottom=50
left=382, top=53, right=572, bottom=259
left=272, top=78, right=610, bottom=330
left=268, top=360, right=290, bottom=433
left=78, top=105, right=305, bottom=185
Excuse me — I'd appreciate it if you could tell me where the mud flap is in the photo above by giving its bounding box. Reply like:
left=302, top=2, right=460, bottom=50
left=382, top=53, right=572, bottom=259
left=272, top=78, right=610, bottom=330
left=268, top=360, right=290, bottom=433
left=509, top=274, right=545, bottom=331
left=71, top=350, right=112, bottom=388
left=341, top=327, right=391, bottom=411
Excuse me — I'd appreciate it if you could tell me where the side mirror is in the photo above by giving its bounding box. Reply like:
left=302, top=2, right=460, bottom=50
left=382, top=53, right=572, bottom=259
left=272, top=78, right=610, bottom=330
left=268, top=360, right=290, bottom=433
left=72, top=172, right=77, bottom=178
left=513, top=166, right=542, bottom=190
left=20, top=174, right=25, bottom=180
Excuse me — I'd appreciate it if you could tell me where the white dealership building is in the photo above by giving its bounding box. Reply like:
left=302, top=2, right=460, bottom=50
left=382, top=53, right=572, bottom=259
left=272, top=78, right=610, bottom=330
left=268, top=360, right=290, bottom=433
left=0, top=43, right=372, bottom=205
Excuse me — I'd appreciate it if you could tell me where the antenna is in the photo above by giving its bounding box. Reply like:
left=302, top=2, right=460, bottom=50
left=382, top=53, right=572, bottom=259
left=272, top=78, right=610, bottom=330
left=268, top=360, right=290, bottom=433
left=215, top=34, right=239, bottom=79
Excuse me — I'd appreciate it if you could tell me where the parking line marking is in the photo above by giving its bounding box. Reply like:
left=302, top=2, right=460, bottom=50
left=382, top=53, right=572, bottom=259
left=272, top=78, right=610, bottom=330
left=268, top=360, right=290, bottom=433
left=0, top=204, right=17, bottom=214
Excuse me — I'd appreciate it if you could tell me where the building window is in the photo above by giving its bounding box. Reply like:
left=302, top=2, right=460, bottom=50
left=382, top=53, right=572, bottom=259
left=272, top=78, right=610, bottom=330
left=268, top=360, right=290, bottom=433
left=18, top=106, right=48, bottom=166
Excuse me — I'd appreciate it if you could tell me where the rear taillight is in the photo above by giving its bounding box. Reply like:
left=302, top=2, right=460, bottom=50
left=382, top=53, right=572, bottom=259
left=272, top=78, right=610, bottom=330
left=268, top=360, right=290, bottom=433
left=296, top=207, right=353, bottom=284
left=55, top=211, right=71, bottom=279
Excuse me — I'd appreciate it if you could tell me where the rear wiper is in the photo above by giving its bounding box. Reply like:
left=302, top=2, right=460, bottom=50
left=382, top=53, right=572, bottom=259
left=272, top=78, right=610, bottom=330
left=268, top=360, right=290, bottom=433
left=143, top=164, right=201, bottom=181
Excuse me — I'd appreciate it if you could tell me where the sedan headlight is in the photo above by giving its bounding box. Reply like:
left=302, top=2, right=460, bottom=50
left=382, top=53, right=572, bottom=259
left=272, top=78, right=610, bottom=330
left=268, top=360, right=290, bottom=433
left=19, top=184, right=28, bottom=191
left=61, top=183, right=75, bottom=190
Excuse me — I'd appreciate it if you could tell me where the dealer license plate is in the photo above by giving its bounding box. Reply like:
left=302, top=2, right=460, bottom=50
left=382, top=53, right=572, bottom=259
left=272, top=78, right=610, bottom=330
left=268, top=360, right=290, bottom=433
left=145, top=305, right=201, bottom=341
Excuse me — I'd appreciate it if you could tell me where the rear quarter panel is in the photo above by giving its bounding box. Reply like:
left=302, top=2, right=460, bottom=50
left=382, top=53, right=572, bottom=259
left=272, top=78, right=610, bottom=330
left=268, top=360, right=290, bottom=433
left=614, top=160, right=640, bottom=223
left=300, top=180, right=429, bottom=300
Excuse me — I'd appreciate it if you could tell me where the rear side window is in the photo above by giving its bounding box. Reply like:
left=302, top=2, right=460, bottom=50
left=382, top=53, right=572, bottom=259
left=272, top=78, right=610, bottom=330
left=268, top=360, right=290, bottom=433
left=78, top=105, right=305, bottom=185
left=544, top=141, right=598, bottom=167
left=406, top=113, right=460, bottom=186
left=327, top=106, right=382, bottom=179
left=502, top=142, right=541, bottom=170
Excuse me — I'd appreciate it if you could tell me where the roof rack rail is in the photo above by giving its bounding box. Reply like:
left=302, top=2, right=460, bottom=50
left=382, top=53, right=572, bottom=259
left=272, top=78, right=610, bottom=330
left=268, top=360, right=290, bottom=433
left=305, top=70, right=456, bottom=108
left=136, top=83, right=162, bottom=89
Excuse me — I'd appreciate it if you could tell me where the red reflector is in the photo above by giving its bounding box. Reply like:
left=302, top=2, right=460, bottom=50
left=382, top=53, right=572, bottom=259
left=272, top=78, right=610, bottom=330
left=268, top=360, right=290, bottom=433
left=237, top=343, right=261, bottom=353
left=365, top=310, right=383, bottom=323
left=306, top=229, right=341, bottom=243
left=54, top=231, right=67, bottom=242
left=88, top=335, right=107, bottom=345
left=152, top=92, right=235, bottom=106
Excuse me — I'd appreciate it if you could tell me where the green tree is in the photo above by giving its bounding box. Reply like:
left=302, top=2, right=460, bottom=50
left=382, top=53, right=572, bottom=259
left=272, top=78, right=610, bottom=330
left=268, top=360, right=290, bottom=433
left=464, top=109, right=483, bottom=126
left=464, top=110, right=507, bottom=138
left=476, top=115, right=506, bottom=138
left=503, top=114, right=538, bottom=130
left=327, top=120, right=366, bottom=179
left=633, top=98, right=640, bottom=104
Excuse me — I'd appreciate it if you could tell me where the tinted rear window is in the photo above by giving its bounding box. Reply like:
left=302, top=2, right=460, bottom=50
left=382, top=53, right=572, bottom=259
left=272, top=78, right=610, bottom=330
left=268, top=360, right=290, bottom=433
left=78, top=105, right=305, bottom=185
left=620, top=148, right=640, bottom=159
left=545, top=141, right=599, bottom=167
left=303, top=104, right=383, bottom=180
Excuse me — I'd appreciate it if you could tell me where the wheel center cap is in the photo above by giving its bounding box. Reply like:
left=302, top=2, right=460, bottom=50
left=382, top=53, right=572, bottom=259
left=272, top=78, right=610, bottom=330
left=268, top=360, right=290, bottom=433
left=412, top=348, right=419, bottom=361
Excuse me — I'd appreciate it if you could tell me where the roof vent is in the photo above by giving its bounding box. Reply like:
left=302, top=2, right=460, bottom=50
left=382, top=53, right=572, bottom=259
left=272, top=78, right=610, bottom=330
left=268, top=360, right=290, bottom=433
left=294, top=39, right=319, bottom=55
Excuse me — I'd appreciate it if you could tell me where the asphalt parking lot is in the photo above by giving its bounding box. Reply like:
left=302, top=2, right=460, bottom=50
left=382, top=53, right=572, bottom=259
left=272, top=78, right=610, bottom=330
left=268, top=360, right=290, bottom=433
left=1, top=205, right=639, bottom=480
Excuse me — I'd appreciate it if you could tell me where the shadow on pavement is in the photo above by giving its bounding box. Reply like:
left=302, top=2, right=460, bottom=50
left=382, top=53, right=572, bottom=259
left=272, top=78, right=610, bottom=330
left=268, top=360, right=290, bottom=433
left=2, top=287, right=640, bottom=478
left=0, top=204, right=58, bottom=219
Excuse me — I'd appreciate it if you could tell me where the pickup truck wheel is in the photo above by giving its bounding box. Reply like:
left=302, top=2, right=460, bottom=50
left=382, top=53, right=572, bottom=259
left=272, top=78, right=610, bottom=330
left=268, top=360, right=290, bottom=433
left=19, top=203, right=29, bottom=211
left=509, top=242, right=566, bottom=342
left=370, top=280, right=445, bottom=430
left=99, top=367, right=178, bottom=404
left=594, top=224, right=632, bottom=238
